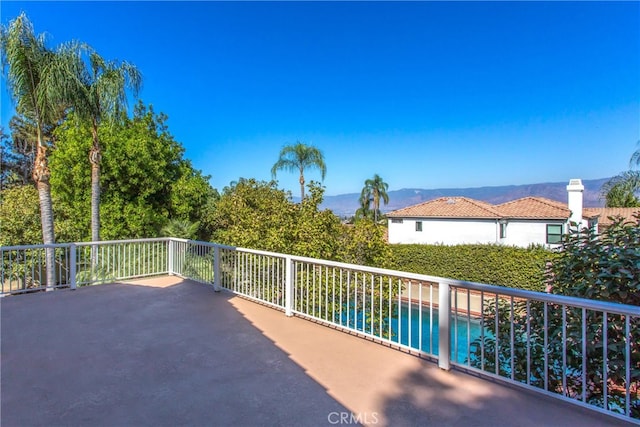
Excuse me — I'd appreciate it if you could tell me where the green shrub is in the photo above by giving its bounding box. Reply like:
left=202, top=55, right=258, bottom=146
left=470, top=216, right=640, bottom=419
left=386, top=243, right=555, bottom=291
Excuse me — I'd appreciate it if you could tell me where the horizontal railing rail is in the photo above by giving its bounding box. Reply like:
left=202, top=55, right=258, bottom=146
left=2, top=237, right=638, bottom=423
left=1, top=238, right=170, bottom=295
left=1, top=243, right=74, bottom=294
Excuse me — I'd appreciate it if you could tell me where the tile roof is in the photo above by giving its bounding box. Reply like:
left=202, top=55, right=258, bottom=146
left=387, top=197, right=501, bottom=219
left=496, top=197, right=570, bottom=220
left=388, top=196, right=605, bottom=220
left=582, top=207, right=640, bottom=227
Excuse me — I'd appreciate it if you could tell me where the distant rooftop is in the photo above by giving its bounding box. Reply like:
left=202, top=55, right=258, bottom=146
left=496, top=197, right=571, bottom=220
left=387, top=197, right=501, bottom=219
left=387, top=196, right=627, bottom=222
left=583, top=207, right=640, bottom=227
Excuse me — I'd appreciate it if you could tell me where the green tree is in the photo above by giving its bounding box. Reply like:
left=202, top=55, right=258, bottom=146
left=360, top=174, right=389, bottom=223
left=50, top=103, right=214, bottom=241
left=601, top=171, right=640, bottom=207
left=207, top=178, right=297, bottom=253
left=207, top=179, right=342, bottom=259
left=207, top=178, right=389, bottom=264
left=0, top=185, right=42, bottom=246
left=602, top=143, right=640, bottom=207
left=0, top=127, right=21, bottom=191
left=168, top=160, right=218, bottom=240
left=291, top=182, right=343, bottom=260
left=548, top=216, right=640, bottom=305
left=1, top=13, right=83, bottom=286
left=355, top=192, right=374, bottom=222
left=160, top=219, right=199, bottom=240
left=3, top=116, right=41, bottom=188
left=73, top=51, right=142, bottom=242
left=271, top=141, right=326, bottom=200
left=546, top=218, right=639, bottom=414
left=338, top=220, right=391, bottom=267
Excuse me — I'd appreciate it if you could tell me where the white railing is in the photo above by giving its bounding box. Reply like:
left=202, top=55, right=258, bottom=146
left=1, top=238, right=169, bottom=294
left=0, top=243, right=75, bottom=293
left=1, top=238, right=638, bottom=423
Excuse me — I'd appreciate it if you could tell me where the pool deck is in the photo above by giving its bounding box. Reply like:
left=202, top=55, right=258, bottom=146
left=1, top=276, right=633, bottom=426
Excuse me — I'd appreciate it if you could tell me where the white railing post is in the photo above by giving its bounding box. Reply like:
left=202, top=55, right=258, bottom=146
left=213, top=246, right=221, bottom=291
left=69, top=243, right=77, bottom=290
left=285, top=256, right=293, bottom=317
left=168, top=239, right=174, bottom=276
left=438, top=281, right=451, bottom=370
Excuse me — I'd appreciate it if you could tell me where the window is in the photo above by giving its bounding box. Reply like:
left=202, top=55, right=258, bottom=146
left=391, top=218, right=403, bottom=224
left=546, top=224, right=563, bottom=244
left=415, top=221, right=423, bottom=232
left=499, top=222, right=507, bottom=239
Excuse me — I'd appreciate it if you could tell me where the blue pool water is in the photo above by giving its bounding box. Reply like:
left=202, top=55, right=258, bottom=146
left=338, top=303, right=483, bottom=364
left=390, top=304, right=483, bottom=363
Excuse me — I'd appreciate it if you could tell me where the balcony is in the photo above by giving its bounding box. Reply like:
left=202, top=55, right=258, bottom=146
left=1, top=238, right=638, bottom=425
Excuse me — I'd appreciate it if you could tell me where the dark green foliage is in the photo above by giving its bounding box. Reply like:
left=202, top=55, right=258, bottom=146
left=338, top=220, right=391, bottom=267
left=548, top=216, right=640, bottom=305
left=207, top=178, right=393, bottom=267
left=0, top=185, right=42, bottom=246
left=207, top=178, right=298, bottom=254
left=387, top=244, right=554, bottom=291
left=470, top=216, right=640, bottom=419
left=49, top=103, right=215, bottom=242
left=601, top=171, right=640, bottom=208
left=1, top=122, right=34, bottom=189
left=207, top=179, right=343, bottom=260
left=160, top=219, right=199, bottom=240
left=547, top=216, right=640, bottom=416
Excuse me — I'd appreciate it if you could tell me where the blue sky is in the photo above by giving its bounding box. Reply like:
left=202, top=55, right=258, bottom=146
left=1, top=1, right=639, bottom=196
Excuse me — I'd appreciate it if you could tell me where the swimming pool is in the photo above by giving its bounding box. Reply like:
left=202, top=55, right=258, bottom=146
left=335, top=302, right=483, bottom=363
left=389, top=304, right=483, bottom=363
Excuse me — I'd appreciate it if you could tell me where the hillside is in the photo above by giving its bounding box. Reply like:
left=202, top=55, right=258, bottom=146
left=321, top=177, right=610, bottom=218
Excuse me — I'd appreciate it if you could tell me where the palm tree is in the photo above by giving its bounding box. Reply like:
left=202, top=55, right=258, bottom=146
left=1, top=13, right=82, bottom=288
left=74, top=51, right=141, bottom=242
left=271, top=142, right=326, bottom=200
left=161, top=219, right=199, bottom=240
left=629, top=140, right=640, bottom=169
left=360, top=174, right=389, bottom=223
left=601, top=143, right=640, bottom=207
left=601, top=171, right=640, bottom=207
left=354, top=192, right=373, bottom=221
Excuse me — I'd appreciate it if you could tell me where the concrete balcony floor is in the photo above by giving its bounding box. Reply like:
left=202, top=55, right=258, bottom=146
left=1, top=276, right=632, bottom=426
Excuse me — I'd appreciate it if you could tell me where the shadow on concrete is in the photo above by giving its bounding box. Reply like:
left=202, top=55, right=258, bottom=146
left=379, top=346, right=633, bottom=427
left=4, top=277, right=633, bottom=427
left=1, top=279, right=351, bottom=427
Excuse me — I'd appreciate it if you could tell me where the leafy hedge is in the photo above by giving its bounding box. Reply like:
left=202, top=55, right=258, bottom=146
left=386, top=244, right=557, bottom=292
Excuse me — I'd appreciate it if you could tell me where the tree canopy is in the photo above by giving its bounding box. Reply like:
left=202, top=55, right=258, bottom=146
left=205, top=178, right=388, bottom=265
left=48, top=103, right=216, bottom=242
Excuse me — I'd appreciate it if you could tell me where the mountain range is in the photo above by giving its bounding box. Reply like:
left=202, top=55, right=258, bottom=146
left=320, top=177, right=610, bottom=218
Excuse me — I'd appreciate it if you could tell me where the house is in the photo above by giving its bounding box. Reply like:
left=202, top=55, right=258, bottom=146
left=386, top=179, right=638, bottom=247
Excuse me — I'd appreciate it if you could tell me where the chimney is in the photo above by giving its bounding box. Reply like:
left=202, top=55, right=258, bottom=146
left=566, top=178, right=584, bottom=227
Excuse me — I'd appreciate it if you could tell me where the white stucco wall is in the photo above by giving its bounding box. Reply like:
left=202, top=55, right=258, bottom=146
left=388, top=218, right=498, bottom=245
left=500, top=220, right=565, bottom=247
left=388, top=217, right=567, bottom=247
